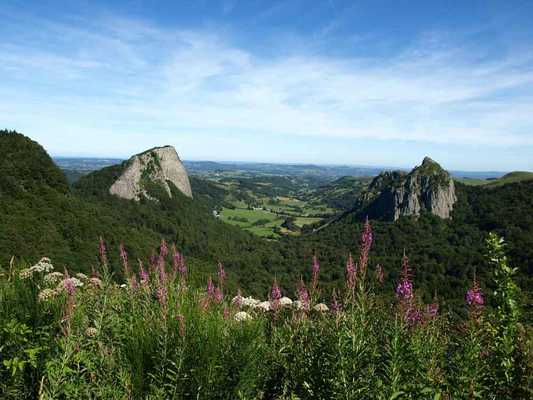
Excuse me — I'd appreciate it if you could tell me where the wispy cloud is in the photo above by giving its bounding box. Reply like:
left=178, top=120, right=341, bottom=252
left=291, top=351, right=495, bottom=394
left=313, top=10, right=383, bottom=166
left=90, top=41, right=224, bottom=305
left=0, top=9, right=533, bottom=166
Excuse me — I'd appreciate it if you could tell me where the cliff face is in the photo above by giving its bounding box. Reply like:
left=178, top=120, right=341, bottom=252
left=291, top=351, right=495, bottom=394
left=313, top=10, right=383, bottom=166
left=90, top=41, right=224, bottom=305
left=109, top=146, right=193, bottom=201
left=359, top=157, right=456, bottom=221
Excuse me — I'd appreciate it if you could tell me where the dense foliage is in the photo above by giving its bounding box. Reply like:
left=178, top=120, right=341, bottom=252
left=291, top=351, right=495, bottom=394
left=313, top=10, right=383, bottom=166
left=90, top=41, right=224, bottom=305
left=0, top=229, right=531, bottom=399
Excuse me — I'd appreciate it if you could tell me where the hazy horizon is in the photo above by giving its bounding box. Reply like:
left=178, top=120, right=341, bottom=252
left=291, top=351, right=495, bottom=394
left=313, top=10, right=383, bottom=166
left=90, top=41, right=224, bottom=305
left=2, top=0, right=533, bottom=170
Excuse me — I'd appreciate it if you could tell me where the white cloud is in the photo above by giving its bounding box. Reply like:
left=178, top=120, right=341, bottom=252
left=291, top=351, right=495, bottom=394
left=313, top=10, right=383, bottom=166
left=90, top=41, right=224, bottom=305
left=0, top=12, right=533, bottom=161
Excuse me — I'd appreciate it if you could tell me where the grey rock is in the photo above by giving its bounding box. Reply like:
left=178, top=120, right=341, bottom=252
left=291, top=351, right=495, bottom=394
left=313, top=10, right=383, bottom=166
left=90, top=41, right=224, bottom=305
left=359, top=157, right=456, bottom=221
left=109, top=146, right=192, bottom=201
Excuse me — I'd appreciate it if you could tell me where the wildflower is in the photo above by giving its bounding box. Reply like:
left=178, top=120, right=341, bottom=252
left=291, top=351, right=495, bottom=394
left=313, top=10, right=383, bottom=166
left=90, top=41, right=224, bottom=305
left=139, top=260, right=149, bottom=285
left=293, top=300, right=305, bottom=311
left=241, top=297, right=260, bottom=308
left=223, top=307, right=230, bottom=319
left=425, top=303, right=439, bottom=319
left=395, top=280, right=413, bottom=301
left=358, top=217, right=373, bottom=280
left=330, top=289, right=342, bottom=313
left=279, top=297, right=293, bottom=307
left=19, top=268, right=33, bottom=279
left=313, top=303, right=329, bottom=312
left=207, top=276, right=215, bottom=297
left=218, top=262, right=226, bottom=288
left=119, top=243, right=129, bottom=278
left=44, top=272, right=64, bottom=285
left=466, top=279, right=484, bottom=307
left=38, top=288, right=57, bottom=302
left=406, top=307, right=422, bottom=325
left=271, top=279, right=282, bottom=301
left=156, top=286, right=168, bottom=306
left=234, top=311, right=252, bottom=322
left=31, top=257, right=54, bottom=273
left=311, top=255, right=320, bottom=290
left=75, top=273, right=88, bottom=281
left=171, top=244, right=181, bottom=279
left=85, top=327, right=98, bottom=338
left=159, top=239, right=169, bottom=258
left=297, top=280, right=310, bottom=311
left=57, top=277, right=83, bottom=294
left=375, top=264, right=384, bottom=283
left=232, top=289, right=243, bottom=308
left=130, top=274, right=138, bottom=290
left=254, top=301, right=271, bottom=312
left=214, top=287, right=224, bottom=304
left=99, top=236, right=108, bottom=266
left=345, top=253, right=357, bottom=289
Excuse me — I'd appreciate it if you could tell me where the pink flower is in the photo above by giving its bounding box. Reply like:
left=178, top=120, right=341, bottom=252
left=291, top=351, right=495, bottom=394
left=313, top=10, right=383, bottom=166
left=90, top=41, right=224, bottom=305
left=99, top=237, right=108, bottom=266
left=207, top=276, right=215, bottom=297
left=466, top=277, right=484, bottom=307
left=345, top=253, right=357, bottom=289
left=425, top=303, right=439, bottom=319
left=406, top=307, right=422, bottom=325
left=139, top=260, right=149, bottom=285
left=311, top=255, right=320, bottom=290
left=297, top=280, right=310, bottom=311
left=218, top=262, right=226, bottom=288
left=214, top=287, right=224, bottom=304
left=271, top=280, right=282, bottom=301
left=330, top=289, right=342, bottom=313
left=358, top=217, right=373, bottom=280
left=160, top=239, right=169, bottom=258
left=119, top=243, right=129, bottom=278
left=395, top=280, right=413, bottom=300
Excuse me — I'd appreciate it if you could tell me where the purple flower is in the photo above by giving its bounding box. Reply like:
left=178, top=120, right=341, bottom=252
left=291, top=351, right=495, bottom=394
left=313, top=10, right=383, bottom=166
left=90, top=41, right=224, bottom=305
left=330, top=289, right=342, bottom=313
left=406, top=307, right=422, bottom=325
left=160, top=239, right=169, bottom=258
left=214, top=287, right=224, bottom=304
left=234, top=289, right=243, bottom=308
left=99, top=237, right=108, bottom=266
left=223, top=307, right=230, bottom=319
left=395, top=280, right=413, bottom=300
left=425, top=303, right=439, bottom=318
left=358, top=217, right=373, bottom=279
left=139, top=260, right=149, bottom=284
left=207, top=276, right=215, bottom=297
left=345, top=253, right=357, bottom=289
left=466, top=278, right=484, bottom=307
left=119, top=243, right=129, bottom=278
left=218, top=262, right=226, bottom=288
left=271, top=280, right=282, bottom=301
left=311, top=255, right=320, bottom=290
left=64, top=278, right=76, bottom=296
left=298, top=280, right=310, bottom=311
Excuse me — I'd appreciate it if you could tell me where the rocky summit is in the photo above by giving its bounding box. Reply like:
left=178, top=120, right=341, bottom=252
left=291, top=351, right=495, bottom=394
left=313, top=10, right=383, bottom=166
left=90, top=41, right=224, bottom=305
left=358, top=157, right=457, bottom=221
left=109, top=146, right=193, bottom=200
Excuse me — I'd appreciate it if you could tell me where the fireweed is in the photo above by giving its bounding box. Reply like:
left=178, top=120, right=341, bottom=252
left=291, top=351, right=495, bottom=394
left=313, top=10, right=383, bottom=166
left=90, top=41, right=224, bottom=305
left=1, top=229, right=531, bottom=399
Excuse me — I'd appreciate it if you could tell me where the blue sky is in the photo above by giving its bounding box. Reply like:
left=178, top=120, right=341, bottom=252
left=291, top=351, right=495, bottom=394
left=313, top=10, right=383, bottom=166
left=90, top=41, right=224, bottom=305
left=1, top=0, right=533, bottom=171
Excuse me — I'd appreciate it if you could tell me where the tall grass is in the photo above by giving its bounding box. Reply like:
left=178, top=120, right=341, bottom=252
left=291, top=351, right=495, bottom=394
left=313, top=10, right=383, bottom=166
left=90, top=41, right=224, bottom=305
left=0, top=229, right=532, bottom=399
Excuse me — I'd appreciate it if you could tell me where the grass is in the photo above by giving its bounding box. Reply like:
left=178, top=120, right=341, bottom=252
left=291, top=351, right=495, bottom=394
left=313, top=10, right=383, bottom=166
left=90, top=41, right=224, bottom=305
left=219, top=207, right=283, bottom=237
left=1, top=231, right=531, bottom=399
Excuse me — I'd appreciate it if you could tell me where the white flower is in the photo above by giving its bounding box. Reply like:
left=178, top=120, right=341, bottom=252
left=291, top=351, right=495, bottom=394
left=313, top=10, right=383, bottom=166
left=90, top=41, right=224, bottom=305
left=85, top=327, right=98, bottom=338
left=30, top=258, right=54, bottom=273
left=43, top=272, right=64, bottom=285
left=293, top=300, right=304, bottom=310
left=254, top=301, right=271, bottom=312
left=234, top=311, right=253, bottom=322
left=38, top=288, right=57, bottom=302
left=241, top=297, right=260, bottom=307
left=19, top=268, right=33, bottom=279
left=75, top=273, right=88, bottom=281
left=313, top=303, right=329, bottom=312
left=279, top=297, right=293, bottom=307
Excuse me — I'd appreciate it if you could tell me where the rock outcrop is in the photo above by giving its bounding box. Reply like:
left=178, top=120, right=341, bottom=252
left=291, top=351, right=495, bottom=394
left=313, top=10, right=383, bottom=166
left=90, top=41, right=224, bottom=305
left=358, top=157, right=456, bottom=221
left=109, top=146, right=192, bottom=201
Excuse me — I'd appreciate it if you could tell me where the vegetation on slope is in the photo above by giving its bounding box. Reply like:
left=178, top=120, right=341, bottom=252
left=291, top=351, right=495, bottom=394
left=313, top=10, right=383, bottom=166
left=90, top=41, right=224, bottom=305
left=0, top=228, right=531, bottom=399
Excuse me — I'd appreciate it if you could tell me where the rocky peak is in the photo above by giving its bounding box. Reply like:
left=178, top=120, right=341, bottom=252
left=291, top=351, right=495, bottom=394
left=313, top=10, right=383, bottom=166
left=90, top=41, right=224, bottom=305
left=358, top=157, right=456, bottom=221
left=109, top=146, right=193, bottom=201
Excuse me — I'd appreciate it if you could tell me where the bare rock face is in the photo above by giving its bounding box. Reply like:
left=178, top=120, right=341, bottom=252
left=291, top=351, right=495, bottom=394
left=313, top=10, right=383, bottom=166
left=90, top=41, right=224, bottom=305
left=109, top=146, right=192, bottom=201
left=359, top=157, right=456, bottom=221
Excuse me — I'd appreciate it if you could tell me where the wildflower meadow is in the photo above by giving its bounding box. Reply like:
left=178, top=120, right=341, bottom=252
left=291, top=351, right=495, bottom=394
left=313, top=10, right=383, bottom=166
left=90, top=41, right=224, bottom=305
left=1, top=223, right=532, bottom=399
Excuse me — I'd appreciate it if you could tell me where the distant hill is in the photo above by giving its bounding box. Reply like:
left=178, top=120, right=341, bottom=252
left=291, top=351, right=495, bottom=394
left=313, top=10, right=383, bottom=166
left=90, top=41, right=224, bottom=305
left=455, top=171, right=533, bottom=188
left=0, top=130, right=291, bottom=293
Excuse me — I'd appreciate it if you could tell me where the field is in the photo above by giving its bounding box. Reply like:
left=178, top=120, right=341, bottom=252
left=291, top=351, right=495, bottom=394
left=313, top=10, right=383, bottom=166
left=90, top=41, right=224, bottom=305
left=1, top=229, right=531, bottom=399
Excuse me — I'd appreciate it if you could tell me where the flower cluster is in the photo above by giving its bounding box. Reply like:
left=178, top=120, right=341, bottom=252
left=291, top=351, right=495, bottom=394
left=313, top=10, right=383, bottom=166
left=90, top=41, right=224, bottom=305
left=19, top=257, right=55, bottom=279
